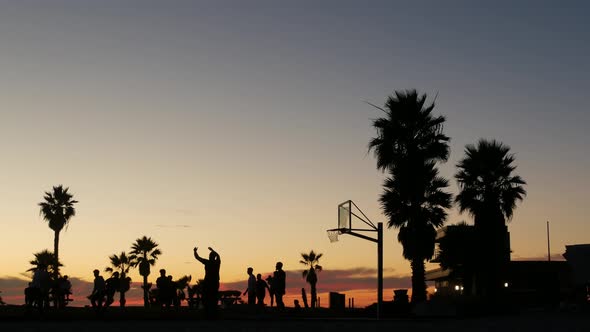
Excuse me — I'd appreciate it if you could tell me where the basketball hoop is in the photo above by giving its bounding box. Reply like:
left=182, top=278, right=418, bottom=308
left=326, top=200, right=384, bottom=319
left=327, top=229, right=341, bottom=243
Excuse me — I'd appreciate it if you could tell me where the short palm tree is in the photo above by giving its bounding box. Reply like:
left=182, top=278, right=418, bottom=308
left=436, top=222, right=477, bottom=295
left=105, top=251, right=136, bottom=307
left=300, top=250, right=323, bottom=308
left=173, top=275, right=192, bottom=306
left=455, top=139, right=527, bottom=228
left=38, top=185, right=78, bottom=279
left=129, top=236, right=161, bottom=307
left=369, top=90, right=451, bottom=303
left=455, top=139, right=526, bottom=295
left=27, top=250, right=62, bottom=275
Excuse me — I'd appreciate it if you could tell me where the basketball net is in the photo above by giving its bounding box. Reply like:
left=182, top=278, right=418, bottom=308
left=327, top=229, right=341, bottom=243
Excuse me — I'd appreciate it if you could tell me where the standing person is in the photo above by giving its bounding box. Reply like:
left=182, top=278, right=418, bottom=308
left=31, top=264, right=51, bottom=311
left=255, top=273, right=270, bottom=308
left=266, top=275, right=275, bottom=307
left=194, top=246, right=221, bottom=317
left=166, top=275, right=176, bottom=308
left=156, top=269, right=171, bottom=307
left=90, top=269, right=106, bottom=311
left=242, top=267, right=256, bottom=306
left=105, top=272, right=120, bottom=307
left=273, top=262, right=286, bottom=309
left=57, top=275, right=72, bottom=308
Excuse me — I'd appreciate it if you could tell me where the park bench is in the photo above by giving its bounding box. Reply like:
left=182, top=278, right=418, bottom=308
left=219, top=290, right=242, bottom=307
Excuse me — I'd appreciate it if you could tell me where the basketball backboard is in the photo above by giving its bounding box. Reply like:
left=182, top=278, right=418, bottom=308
left=328, top=200, right=377, bottom=243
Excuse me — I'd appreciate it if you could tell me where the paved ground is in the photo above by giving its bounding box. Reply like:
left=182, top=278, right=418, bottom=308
left=1, top=313, right=589, bottom=332
left=1, top=304, right=589, bottom=332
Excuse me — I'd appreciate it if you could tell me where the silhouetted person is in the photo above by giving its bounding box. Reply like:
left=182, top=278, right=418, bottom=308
left=301, top=287, right=309, bottom=308
left=194, top=246, right=221, bottom=317
left=90, top=269, right=106, bottom=311
left=168, top=275, right=178, bottom=308
left=156, top=269, right=167, bottom=288
left=30, top=264, right=51, bottom=311
left=156, top=269, right=172, bottom=308
left=25, top=282, right=34, bottom=308
left=105, top=272, right=120, bottom=307
left=266, top=275, right=275, bottom=307
left=243, top=267, right=256, bottom=306
left=294, top=299, right=302, bottom=311
left=273, top=262, right=286, bottom=309
left=56, top=275, right=72, bottom=308
left=256, top=273, right=270, bottom=308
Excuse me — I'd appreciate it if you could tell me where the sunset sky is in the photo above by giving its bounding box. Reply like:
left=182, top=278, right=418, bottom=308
left=1, top=1, right=589, bottom=307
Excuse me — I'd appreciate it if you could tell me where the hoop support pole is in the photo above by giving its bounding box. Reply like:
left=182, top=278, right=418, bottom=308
left=345, top=231, right=378, bottom=243
left=377, top=222, right=383, bottom=320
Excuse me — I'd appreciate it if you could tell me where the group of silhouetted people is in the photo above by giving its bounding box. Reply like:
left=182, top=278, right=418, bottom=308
left=25, top=246, right=291, bottom=317
left=243, top=262, right=286, bottom=310
left=191, top=246, right=286, bottom=316
left=243, top=267, right=269, bottom=307
left=88, top=269, right=131, bottom=311
left=155, top=269, right=177, bottom=307
left=25, top=264, right=72, bottom=311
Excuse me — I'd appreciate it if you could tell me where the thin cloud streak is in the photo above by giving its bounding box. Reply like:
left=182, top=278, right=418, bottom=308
left=221, top=267, right=411, bottom=295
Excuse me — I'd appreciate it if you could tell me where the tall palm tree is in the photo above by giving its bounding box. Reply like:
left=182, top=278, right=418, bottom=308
left=27, top=250, right=62, bottom=275
left=299, top=250, right=323, bottom=308
left=129, top=236, right=161, bottom=307
left=368, top=90, right=450, bottom=173
left=369, top=90, right=451, bottom=303
left=105, top=251, right=136, bottom=307
left=38, top=185, right=78, bottom=279
left=455, top=139, right=526, bottom=296
left=380, top=162, right=452, bottom=302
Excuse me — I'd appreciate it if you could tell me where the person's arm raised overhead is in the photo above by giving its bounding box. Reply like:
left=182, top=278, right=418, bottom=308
left=193, top=247, right=207, bottom=264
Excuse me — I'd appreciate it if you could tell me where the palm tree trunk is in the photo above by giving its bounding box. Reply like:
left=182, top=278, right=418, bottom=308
left=53, top=230, right=60, bottom=308
left=120, top=267, right=126, bottom=307
left=143, top=275, right=149, bottom=307
left=310, top=283, right=317, bottom=308
left=410, top=258, right=427, bottom=303
left=53, top=230, right=60, bottom=279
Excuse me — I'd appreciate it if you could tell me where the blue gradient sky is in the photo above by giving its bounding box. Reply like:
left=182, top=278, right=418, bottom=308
left=1, top=1, right=588, bottom=305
